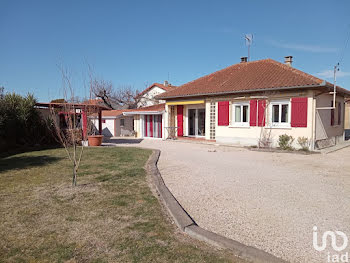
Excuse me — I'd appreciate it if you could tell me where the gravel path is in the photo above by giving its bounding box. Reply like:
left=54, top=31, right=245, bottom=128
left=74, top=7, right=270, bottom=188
left=112, top=138, right=350, bottom=263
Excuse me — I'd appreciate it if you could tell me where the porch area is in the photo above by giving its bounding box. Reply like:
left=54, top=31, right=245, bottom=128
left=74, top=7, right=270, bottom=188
left=166, top=101, right=210, bottom=140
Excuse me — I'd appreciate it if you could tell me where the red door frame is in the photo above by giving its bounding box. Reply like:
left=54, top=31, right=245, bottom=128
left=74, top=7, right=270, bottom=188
left=149, top=115, right=153, bottom=137
left=145, top=115, right=148, bottom=137
left=177, top=105, right=184, bottom=136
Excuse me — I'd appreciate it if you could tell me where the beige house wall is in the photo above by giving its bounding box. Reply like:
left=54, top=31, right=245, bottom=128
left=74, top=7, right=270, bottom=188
left=133, top=115, right=141, bottom=138
left=212, top=90, right=314, bottom=149
left=315, top=94, right=344, bottom=146
left=345, top=102, right=350, bottom=129
left=115, top=116, right=134, bottom=137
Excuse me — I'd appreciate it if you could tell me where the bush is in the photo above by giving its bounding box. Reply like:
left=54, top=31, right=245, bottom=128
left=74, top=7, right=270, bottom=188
left=278, top=134, right=294, bottom=150
left=0, top=91, right=56, bottom=151
left=297, top=136, right=310, bottom=151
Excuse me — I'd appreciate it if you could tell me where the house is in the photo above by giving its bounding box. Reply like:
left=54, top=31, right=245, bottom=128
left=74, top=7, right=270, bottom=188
left=152, top=56, right=350, bottom=150
left=137, top=81, right=176, bottom=107
left=90, top=82, right=172, bottom=137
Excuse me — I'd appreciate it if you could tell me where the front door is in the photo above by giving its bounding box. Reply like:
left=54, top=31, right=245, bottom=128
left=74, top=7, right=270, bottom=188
left=188, top=108, right=205, bottom=136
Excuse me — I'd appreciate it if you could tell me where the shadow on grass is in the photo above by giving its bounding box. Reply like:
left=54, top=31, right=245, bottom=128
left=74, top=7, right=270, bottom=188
left=104, top=138, right=144, bottom=144
left=0, top=144, right=61, bottom=159
left=0, top=155, right=63, bottom=173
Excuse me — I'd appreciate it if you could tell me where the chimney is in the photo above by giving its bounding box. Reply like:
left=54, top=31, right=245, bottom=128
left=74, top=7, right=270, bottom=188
left=284, top=56, right=293, bottom=66
left=240, top=57, right=248, bottom=63
left=163, top=80, right=169, bottom=87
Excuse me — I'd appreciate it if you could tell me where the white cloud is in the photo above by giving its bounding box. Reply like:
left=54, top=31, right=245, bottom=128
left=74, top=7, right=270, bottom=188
left=316, top=69, right=350, bottom=79
left=268, top=40, right=338, bottom=53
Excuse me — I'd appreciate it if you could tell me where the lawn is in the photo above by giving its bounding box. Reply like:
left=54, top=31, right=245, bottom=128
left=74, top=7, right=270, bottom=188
left=0, top=146, right=243, bottom=263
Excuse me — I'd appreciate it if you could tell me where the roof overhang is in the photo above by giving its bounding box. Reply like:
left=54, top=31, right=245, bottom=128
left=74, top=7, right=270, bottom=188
left=35, top=102, right=110, bottom=110
left=123, top=110, right=164, bottom=116
left=166, top=100, right=205, bottom=105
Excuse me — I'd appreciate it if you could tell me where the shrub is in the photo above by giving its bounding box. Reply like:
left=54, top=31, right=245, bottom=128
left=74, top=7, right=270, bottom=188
left=0, top=91, right=56, bottom=151
left=297, top=136, right=310, bottom=151
left=278, top=134, right=294, bottom=150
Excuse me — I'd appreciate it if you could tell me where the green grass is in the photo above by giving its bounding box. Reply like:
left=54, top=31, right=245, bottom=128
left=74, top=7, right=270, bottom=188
left=0, top=147, right=243, bottom=263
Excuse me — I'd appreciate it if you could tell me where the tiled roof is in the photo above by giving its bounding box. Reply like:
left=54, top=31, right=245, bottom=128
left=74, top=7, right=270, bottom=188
left=139, top=83, right=176, bottom=96
left=125, top=103, right=165, bottom=112
left=100, top=103, right=165, bottom=117
left=101, top=109, right=129, bottom=117
left=157, top=59, right=349, bottom=99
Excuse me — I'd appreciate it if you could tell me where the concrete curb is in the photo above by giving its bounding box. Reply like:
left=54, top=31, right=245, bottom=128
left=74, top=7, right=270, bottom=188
left=147, top=149, right=288, bottom=263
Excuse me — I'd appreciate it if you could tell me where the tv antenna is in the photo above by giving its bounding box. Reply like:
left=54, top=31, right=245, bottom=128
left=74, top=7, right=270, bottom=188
left=245, top=34, right=253, bottom=61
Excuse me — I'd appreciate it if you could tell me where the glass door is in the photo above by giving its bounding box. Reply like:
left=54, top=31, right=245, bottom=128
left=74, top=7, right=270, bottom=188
left=198, top=109, right=205, bottom=136
left=188, top=108, right=205, bottom=136
left=188, top=109, right=196, bottom=136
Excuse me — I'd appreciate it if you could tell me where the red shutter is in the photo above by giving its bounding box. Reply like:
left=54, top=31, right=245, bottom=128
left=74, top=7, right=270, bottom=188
left=291, top=97, right=308, bottom=127
left=218, top=101, right=229, bottom=126
left=150, top=115, right=153, bottom=137
left=250, top=100, right=257, bottom=126
left=258, top=100, right=266, bottom=127
left=145, top=115, right=148, bottom=137
left=177, top=105, right=183, bottom=136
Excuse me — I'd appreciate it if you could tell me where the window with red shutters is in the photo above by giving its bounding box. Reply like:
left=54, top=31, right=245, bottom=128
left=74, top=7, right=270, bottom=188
left=218, top=101, right=229, bottom=126
left=291, top=97, right=308, bottom=127
left=249, top=100, right=257, bottom=126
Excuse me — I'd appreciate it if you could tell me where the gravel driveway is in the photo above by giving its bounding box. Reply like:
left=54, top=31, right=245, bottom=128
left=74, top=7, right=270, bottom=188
left=111, top=138, right=350, bottom=263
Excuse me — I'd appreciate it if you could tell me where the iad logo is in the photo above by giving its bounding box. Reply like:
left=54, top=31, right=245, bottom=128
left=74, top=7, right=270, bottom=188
left=313, top=226, right=349, bottom=262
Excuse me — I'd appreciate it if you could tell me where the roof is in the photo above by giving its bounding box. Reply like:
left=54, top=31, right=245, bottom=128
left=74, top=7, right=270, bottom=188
left=101, top=109, right=131, bottom=117
left=157, top=59, right=350, bottom=99
left=98, top=103, right=165, bottom=118
left=125, top=103, right=165, bottom=112
left=139, top=83, right=176, bottom=97
left=35, top=102, right=110, bottom=110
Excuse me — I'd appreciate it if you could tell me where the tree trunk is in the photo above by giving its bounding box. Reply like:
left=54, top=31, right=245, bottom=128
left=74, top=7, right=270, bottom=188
left=72, top=165, right=77, bottom=186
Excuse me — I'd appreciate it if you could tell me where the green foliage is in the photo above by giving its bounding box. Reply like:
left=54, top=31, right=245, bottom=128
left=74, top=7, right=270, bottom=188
left=0, top=91, right=56, bottom=151
left=297, top=136, right=310, bottom=151
left=278, top=134, right=294, bottom=150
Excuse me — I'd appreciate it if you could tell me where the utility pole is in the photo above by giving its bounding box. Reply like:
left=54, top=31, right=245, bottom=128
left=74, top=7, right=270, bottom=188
left=245, top=34, right=253, bottom=61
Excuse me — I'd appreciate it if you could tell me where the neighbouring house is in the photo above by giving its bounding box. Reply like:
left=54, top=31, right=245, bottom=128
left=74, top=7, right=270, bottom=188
left=90, top=82, right=173, bottom=137
left=90, top=104, right=165, bottom=138
left=154, top=56, right=350, bottom=150
left=124, top=103, right=165, bottom=139
left=137, top=81, right=176, bottom=107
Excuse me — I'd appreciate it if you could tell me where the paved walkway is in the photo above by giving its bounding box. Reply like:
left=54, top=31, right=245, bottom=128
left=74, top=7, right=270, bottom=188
left=108, top=138, right=350, bottom=263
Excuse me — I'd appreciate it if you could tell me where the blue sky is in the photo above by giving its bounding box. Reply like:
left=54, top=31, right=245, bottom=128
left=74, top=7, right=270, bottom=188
left=1, top=0, right=349, bottom=101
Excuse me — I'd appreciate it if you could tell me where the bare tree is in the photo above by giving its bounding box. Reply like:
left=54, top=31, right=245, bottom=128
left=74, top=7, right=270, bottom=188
left=89, top=69, right=156, bottom=109
left=91, top=78, right=146, bottom=109
left=49, top=66, right=85, bottom=186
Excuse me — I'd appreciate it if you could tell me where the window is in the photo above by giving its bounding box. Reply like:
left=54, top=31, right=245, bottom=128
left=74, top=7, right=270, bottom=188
left=120, top=119, right=125, bottom=127
left=232, top=103, right=249, bottom=126
left=270, top=100, right=290, bottom=127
